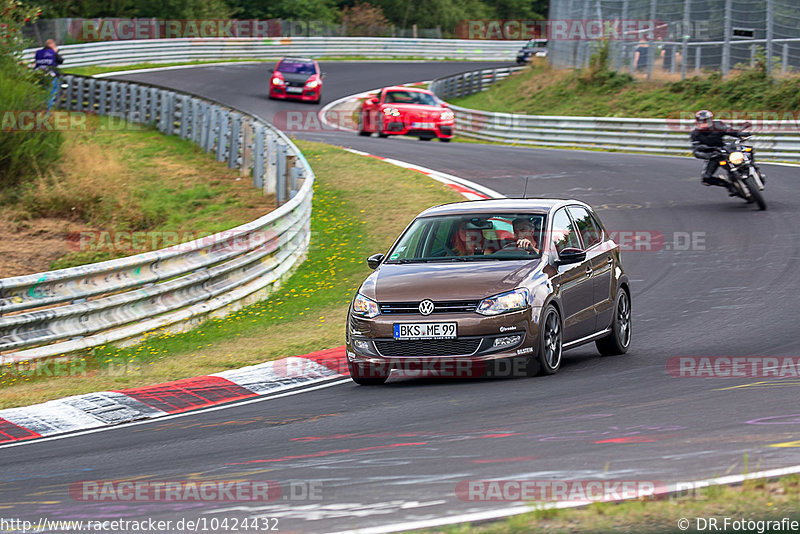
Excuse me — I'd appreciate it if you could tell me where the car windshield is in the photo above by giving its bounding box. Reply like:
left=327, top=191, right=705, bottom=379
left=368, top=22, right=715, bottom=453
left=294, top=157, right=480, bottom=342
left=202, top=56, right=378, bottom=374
left=383, top=90, right=439, bottom=106
left=385, top=214, right=547, bottom=262
left=278, top=61, right=315, bottom=74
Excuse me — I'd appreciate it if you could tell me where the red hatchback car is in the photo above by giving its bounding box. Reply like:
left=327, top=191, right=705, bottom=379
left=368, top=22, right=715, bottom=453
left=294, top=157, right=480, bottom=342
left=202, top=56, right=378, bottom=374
left=359, top=86, right=454, bottom=141
left=268, top=57, right=322, bottom=104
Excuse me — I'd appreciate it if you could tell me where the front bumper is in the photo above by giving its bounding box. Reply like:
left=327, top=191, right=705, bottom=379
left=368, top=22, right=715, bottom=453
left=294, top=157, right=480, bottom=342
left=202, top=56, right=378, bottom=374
left=269, top=85, right=321, bottom=101
left=382, top=120, right=455, bottom=139
left=346, top=309, right=539, bottom=378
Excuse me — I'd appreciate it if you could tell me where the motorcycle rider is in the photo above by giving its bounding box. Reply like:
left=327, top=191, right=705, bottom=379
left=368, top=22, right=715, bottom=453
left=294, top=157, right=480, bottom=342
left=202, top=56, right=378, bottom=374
left=691, top=110, right=747, bottom=188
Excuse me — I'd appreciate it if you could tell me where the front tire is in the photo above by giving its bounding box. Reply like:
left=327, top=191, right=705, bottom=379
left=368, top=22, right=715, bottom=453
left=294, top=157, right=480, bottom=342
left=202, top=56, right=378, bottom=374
left=743, top=176, right=767, bottom=211
left=349, top=362, right=389, bottom=385
left=358, top=111, right=372, bottom=136
left=527, top=305, right=562, bottom=376
left=377, top=117, right=389, bottom=138
left=596, top=287, right=632, bottom=356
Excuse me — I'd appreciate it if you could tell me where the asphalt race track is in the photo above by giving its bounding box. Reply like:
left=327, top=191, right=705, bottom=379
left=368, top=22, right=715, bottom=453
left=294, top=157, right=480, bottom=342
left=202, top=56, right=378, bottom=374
left=2, top=62, right=800, bottom=533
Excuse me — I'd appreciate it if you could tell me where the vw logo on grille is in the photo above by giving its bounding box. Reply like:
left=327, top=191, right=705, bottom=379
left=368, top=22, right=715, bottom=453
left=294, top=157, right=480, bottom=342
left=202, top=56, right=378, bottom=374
left=418, top=299, right=435, bottom=316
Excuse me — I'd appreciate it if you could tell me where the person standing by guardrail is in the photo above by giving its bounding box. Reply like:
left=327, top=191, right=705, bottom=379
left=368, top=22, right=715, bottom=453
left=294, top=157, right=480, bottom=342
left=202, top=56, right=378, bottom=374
left=33, top=39, right=63, bottom=112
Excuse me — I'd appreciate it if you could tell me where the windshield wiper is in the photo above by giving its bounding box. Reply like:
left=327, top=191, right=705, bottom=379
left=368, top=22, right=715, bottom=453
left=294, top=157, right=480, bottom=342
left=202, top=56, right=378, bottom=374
left=386, top=258, right=429, bottom=264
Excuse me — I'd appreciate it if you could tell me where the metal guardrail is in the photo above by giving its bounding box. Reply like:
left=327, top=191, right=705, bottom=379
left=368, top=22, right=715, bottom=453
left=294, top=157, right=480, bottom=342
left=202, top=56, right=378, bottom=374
left=430, top=66, right=800, bottom=161
left=0, top=75, right=314, bottom=364
left=21, top=37, right=524, bottom=67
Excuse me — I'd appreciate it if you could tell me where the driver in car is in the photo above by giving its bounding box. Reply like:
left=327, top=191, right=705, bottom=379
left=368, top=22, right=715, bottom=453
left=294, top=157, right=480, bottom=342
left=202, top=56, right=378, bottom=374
left=512, top=218, right=540, bottom=254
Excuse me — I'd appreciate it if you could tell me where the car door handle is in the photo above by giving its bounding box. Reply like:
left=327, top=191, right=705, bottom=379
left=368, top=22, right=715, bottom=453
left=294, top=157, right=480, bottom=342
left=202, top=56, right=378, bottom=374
left=585, top=267, right=593, bottom=276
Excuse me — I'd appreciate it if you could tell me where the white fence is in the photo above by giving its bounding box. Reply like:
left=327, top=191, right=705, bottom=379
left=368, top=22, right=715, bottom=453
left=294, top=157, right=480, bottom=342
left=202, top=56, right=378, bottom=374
left=22, top=37, right=524, bottom=67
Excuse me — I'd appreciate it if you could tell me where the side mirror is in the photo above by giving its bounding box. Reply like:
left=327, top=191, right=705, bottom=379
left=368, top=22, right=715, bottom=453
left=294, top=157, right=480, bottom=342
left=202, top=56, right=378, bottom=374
left=367, top=253, right=384, bottom=269
left=368, top=97, right=379, bottom=105
left=555, top=249, right=586, bottom=266
left=441, top=102, right=450, bottom=108
left=268, top=68, right=274, bottom=74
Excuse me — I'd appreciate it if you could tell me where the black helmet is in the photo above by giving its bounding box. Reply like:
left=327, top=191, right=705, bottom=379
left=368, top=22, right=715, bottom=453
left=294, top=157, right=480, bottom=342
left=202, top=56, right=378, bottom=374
left=695, top=109, right=713, bottom=124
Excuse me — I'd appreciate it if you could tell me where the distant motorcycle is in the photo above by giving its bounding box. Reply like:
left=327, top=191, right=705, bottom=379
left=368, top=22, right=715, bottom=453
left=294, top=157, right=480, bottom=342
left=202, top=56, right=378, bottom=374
left=714, top=126, right=767, bottom=210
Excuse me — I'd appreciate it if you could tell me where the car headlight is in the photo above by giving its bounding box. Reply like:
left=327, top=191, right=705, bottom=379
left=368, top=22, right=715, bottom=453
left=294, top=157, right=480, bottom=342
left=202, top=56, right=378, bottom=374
left=383, top=107, right=400, bottom=117
left=271, top=77, right=284, bottom=86
left=306, top=79, right=320, bottom=89
left=440, top=110, right=455, bottom=121
left=729, top=151, right=745, bottom=165
left=352, top=293, right=380, bottom=318
left=476, top=288, right=529, bottom=316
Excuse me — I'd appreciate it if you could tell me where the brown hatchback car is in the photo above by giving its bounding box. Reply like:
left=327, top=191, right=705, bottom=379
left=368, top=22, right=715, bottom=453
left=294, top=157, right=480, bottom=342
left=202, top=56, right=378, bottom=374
left=346, top=199, right=631, bottom=385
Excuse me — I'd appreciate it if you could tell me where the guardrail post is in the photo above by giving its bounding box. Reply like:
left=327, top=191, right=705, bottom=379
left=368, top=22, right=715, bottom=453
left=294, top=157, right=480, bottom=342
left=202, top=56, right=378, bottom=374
left=75, top=78, right=84, bottom=111
left=109, top=82, right=119, bottom=116
left=149, top=88, right=159, bottom=124
left=179, top=95, right=190, bottom=138
left=253, top=123, right=265, bottom=188
left=276, top=142, right=287, bottom=205
left=134, top=86, right=146, bottom=123
left=216, top=110, right=229, bottom=163
left=64, top=76, right=75, bottom=110
left=228, top=113, right=241, bottom=169
left=241, top=119, right=253, bottom=177
left=87, top=78, right=96, bottom=112
left=205, top=106, right=218, bottom=153
left=458, top=74, right=465, bottom=97
left=166, top=92, right=177, bottom=135
left=266, top=133, right=277, bottom=196
left=157, top=91, right=168, bottom=133
left=127, top=84, right=137, bottom=124
left=289, top=160, right=300, bottom=198
left=285, top=154, right=296, bottom=201
left=191, top=99, right=201, bottom=142
left=97, top=80, right=107, bottom=115
left=199, top=103, right=211, bottom=151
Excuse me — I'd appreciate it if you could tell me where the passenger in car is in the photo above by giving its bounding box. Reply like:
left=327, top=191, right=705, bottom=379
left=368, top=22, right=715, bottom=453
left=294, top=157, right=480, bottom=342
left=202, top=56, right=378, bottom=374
left=452, top=221, right=485, bottom=256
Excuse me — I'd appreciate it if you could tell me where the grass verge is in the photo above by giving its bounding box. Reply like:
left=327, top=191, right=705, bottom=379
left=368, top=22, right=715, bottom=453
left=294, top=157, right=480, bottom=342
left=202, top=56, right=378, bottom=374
left=425, top=475, right=800, bottom=533
left=0, top=114, right=273, bottom=276
left=0, top=139, right=462, bottom=408
left=451, top=58, right=800, bottom=118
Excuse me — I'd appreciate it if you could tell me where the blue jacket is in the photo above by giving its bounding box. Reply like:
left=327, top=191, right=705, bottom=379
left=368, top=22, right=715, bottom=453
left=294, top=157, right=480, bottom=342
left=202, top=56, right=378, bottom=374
left=34, top=47, right=63, bottom=74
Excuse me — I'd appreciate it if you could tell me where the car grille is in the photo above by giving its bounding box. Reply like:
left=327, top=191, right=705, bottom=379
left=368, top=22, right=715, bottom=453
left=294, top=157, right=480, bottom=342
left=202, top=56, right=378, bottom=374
left=374, top=338, right=481, bottom=358
left=379, top=300, right=479, bottom=314
left=285, top=80, right=305, bottom=87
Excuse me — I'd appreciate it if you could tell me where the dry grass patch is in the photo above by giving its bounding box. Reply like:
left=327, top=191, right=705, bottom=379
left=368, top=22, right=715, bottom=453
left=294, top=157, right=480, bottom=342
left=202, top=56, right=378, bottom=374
left=0, top=114, right=273, bottom=275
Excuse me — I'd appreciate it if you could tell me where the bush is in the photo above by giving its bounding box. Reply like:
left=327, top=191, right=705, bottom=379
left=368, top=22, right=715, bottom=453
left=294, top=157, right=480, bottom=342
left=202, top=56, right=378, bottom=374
left=0, top=1, right=63, bottom=189
left=0, top=66, right=63, bottom=188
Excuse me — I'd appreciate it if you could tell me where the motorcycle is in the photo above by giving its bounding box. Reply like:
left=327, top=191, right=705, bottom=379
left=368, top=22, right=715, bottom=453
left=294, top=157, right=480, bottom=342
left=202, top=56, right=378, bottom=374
left=714, top=124, right=767, bottom=210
